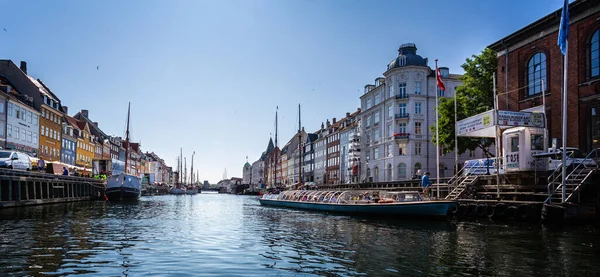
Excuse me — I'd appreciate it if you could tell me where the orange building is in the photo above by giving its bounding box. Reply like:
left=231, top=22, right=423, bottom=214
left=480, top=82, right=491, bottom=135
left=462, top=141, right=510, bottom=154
left=29, top=78, right=64, bottom=162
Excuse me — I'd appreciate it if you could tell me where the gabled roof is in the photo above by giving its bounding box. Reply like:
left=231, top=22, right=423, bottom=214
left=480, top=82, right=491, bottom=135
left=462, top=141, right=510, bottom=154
left=74, top=111, right=108, bottom=139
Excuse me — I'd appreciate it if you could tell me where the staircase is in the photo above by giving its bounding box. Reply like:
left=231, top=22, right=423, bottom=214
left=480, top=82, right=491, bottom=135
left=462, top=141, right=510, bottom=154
left=446, top=175, right=478, bottom=200
left=546, top=149, right=599, bottom=204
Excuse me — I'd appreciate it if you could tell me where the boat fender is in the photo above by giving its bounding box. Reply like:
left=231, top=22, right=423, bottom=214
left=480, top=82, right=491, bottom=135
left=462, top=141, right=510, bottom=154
left=518, top=205, right=530, bottom=220
left=449, top=204, right=458, bottom=214
left=492, top=204, right=507, bottom=218
left=505, top=206, right=518, bottom=219
left=458, top=204, right=469, bottom=216
left=476, top=204, right=487, bottom=217
left=486, top=205, right=495, bottom=218
left=467, top=204, right=478, bottom=216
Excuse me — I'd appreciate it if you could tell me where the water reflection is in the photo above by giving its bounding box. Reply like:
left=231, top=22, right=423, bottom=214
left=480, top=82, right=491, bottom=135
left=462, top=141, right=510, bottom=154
left=0, top=195, right=598, bottom=276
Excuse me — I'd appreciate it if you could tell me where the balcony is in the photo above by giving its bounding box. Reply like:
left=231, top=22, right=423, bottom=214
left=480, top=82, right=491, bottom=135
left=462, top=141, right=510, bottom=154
left=394, top=113, right=409, bottom=120
left=395, top=93, right=409, bottom=100
left=393, top=133, right=410, bottom=141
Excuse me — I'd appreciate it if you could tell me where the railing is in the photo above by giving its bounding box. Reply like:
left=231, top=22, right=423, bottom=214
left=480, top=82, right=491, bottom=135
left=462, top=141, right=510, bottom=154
left=393, top=133, right=410, bottom=140
left=394, top=113, right=409, bottom=119
left=545, top=148, right=600, bottom=203
left=395, top=94, right=409, bottom=99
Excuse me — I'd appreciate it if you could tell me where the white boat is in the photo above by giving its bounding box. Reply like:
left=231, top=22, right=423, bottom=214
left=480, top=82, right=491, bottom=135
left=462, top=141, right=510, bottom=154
left=105, top=103, right=142, bottom=201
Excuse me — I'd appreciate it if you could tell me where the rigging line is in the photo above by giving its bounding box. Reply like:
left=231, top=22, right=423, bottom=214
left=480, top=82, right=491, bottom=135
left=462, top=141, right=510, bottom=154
left=495, top=79, right=544, bottom=97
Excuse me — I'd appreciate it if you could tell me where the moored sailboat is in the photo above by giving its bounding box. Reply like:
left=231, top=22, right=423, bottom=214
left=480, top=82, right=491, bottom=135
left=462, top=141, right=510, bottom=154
left=106, top=103, right=142, bottom=201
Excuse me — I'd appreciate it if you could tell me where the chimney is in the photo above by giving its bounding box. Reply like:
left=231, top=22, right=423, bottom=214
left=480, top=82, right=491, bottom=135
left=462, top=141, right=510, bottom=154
left=321, top=122, right=324, bottom=129
left=20, top=61, right=27, bottom=74
left=81, top=109, right=89, bottom=118
left=357, top=108, right=361, bottom=112
left=346, top=112, right=350, bottom=117
left=62, top=106, right=69, bottom=115
left=333, top=118, right=337, bottom=124
left=93, top=122, right=98, bottom=127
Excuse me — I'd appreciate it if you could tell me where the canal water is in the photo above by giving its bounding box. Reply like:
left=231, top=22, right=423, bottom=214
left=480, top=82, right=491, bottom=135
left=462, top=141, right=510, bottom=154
left=1, top=194, right=599, bottom=277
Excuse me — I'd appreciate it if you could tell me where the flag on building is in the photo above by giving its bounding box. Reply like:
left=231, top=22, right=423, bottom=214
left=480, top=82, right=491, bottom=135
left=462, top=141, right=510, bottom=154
left=558, top=0, right=569, bottom=55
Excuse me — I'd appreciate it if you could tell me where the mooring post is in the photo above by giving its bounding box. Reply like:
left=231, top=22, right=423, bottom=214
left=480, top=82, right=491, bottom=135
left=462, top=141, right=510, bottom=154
left=17, top=180, right=22, bottom=201
left=33, top=181, right=37, bottom=200
left=8, top=179, right=12, bottom=201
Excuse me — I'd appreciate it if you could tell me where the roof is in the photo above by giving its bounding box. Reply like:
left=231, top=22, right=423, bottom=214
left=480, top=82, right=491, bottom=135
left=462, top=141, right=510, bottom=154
left=488, top=0, right=596, bottom=51
left=28, top=77, right=58, bottom=103
left=74, top=111, right=108, bottom=138
left=387, top=43, right=428, bottom=71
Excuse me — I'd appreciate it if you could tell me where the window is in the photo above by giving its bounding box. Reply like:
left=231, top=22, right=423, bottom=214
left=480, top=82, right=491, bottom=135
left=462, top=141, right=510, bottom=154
left=365, top=115, right=371, bottom=128
left=591, top=29, right=600, bottom=78
left=398, top=123, right=407, bottom=134
left=387, top=105, right=393, bottom=118
left=415, top=81, right=421, bottom=95
left=0, top=125, right=3, bottom=137
left=28, top=111, right=32, bottom=124
left=437, top=87, right=445, bottom=97
left=20, top=128, right=25, bottom=142
left=41, top=109, right=45, bottom=118
left=0, top=102, right=4, bottom=114
left=366, top=98, right=372, bottom=109
left=527, top=52, right=547, bottom=96
left=14, top=126, right=19, bottom=140
left=398, top=163, right=406, bottom=179
left=374, top=128, right=380, bottom=142
left=414, top=122, right=422, bottom=136
left=374, top=111, right=380, bottom=125
left=387, top=124, right=392, bottom=137
left=531, top=134, right=543, bottom=150
left=415, top=102, right=422, bottom=114
left=389, top=84, right=394, bottom=97
left=15, top=106, right=20, bottom=119
left=399, top=103, right=406, bottom=115
left=414, top=162, right=422, bottom=174
left=398, top=82, right=406, bottom=97
left=34, top=115, right=38, bottom=126
left=374, top=92, right=381, bottom=105
left=7, top=125, right=11, bottom=138
left=27, top=131, right=32, bottom=143
left=7, top=103, right=12, bottom=116
left=398, top=143, right=406, bottom=155
left=33, top=133, right=37, bottom=145
left=415, top=142, right=422, bottom=155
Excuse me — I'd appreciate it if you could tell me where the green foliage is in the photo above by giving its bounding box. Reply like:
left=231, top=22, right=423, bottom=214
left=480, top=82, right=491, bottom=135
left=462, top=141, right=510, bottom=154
left=431, top=48, right=498, bottom=157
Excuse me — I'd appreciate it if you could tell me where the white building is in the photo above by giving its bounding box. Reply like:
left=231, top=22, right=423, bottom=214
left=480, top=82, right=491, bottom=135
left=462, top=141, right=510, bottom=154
left=6, top=97, right=40, bottom=157
left=243, top=161, right=252, bottom=184
left=360, top=43, right=472, bottom=182
left=251, top=155, right=265, bottom=187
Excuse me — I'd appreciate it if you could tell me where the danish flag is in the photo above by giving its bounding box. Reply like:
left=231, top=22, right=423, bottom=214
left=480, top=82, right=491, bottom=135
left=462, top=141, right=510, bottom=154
left=436, top=63, right=446, bottom=91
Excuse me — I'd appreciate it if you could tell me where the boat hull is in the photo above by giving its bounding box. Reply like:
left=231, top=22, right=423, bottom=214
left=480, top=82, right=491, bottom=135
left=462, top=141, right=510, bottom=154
left=106, top=186, right=141, bottom=201
left=170, top=188, right=186, bottom=195
left=258, top=199, right=455, bottom=217
left=106, top=173, right=142, bottom=201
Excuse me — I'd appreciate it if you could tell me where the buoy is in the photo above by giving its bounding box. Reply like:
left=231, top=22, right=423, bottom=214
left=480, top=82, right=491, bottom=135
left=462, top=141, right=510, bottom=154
left=505, top=206, right=518, bottom=219
left=476, top=204, right=487, bottom=217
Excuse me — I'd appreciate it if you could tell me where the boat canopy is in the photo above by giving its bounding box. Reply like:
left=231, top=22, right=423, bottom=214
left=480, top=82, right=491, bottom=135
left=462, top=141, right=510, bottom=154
left=261, top=190, right=423, bottom=204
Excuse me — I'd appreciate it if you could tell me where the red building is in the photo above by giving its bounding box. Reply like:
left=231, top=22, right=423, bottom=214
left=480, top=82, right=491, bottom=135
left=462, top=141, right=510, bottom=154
left=488, top=0, right=600, bottom=152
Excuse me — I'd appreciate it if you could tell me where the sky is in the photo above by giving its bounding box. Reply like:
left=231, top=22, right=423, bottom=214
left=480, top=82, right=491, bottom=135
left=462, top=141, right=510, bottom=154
left=0, top=0, right=569, bottom=183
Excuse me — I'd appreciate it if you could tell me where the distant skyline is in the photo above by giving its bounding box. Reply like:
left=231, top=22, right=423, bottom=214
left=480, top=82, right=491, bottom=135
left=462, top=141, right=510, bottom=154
left=1, top=0, right=569, bottom=183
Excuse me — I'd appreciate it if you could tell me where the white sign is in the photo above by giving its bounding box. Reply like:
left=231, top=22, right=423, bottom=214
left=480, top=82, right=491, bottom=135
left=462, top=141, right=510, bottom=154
left=457, top=110, right=495, bottom=136
left=497, top=111, right=545, bottom=128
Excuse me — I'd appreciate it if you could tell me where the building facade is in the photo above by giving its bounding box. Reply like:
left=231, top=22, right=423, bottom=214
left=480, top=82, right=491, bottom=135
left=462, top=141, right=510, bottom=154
left=326, top=118, right=341, bottom=184
left=61, top=111, right=77, bottom=166
left=313, top=123, right=328, bottom=184
left=6, top=97, right=39, bottom=157
left=251, top=157, right=265, bottom=186
left=32, top=78, right=64, bottom=162
left=68, top=116, right=94, bottom=168
left=488, top=0, right=600, bottom=152
left=242, top=161, right=252, bottom=185
left=360, top=43, right=463, bottom=182
left=338, top=109, right=361, bottom=184
left=302, top=133, right=318, bottom=183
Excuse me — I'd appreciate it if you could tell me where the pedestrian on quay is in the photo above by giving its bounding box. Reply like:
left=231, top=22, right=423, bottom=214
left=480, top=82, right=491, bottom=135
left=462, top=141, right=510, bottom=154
left=62, top=167, right=69, bottom=176
left=38, top=158, right=45, bottom=172
left=421, top=172, right=431, bottom=197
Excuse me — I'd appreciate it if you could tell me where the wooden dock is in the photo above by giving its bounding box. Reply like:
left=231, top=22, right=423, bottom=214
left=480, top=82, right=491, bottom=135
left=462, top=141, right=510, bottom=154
left=0, top=169, right=106, bottom=209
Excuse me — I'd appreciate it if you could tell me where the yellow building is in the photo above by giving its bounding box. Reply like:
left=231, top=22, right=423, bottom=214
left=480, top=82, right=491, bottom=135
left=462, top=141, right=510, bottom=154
left=29, top=78, right=64, bottom=162
left=67, top=116, right=94, bottom=169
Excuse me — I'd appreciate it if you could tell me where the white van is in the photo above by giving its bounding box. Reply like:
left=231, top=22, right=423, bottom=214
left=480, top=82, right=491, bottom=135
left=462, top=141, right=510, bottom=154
left=0, top=150, right=32, bottom=171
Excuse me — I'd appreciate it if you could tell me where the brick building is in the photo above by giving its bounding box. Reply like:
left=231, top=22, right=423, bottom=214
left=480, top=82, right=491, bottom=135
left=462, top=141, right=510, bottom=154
left=488, top=0, right=600, bottom=152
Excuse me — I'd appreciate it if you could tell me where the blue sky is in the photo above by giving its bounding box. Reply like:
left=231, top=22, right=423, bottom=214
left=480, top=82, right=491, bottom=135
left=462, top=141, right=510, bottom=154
left=1, top=0, right=568, bottom=183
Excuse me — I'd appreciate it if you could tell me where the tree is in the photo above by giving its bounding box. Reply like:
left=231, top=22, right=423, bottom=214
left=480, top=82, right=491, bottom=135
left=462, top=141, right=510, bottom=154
left=431, top=48, right=498, bottom=157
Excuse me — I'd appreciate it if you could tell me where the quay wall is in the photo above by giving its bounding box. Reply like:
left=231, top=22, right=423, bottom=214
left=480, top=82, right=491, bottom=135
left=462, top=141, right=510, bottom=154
left=0, top=169, right=105, bottom=209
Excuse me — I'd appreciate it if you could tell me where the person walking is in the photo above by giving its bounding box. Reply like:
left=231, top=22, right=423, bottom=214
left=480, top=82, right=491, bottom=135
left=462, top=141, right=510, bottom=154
left=421, top=172, right=431, bottom=197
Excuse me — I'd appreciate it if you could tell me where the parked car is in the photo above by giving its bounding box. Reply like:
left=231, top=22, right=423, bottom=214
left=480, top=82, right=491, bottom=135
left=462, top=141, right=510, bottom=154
left=0, top=150, right=33, bottom=171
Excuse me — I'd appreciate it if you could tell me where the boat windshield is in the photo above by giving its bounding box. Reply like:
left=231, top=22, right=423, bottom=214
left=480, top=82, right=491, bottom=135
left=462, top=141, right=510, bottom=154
left=262, top=190, right=423, bottom=204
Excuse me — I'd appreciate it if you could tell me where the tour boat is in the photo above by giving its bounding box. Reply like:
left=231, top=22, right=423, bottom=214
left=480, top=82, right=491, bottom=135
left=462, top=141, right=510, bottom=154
left=105, top=103, right=142, bottom=201
left=259, top=190, right=456, bottom=218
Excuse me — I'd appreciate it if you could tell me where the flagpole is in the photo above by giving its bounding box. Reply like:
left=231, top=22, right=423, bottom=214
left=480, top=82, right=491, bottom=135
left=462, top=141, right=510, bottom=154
left=435, top=59, right=440, bottom=199
left=561, top=40, right=568, bottom=203
left=454, top=90, right=458, bottom=175
left=558, top=0, right=569, bottom=203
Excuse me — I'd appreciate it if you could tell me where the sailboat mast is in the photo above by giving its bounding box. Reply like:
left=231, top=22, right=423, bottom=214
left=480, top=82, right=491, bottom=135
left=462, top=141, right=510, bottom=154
left=124, top=102, right=130, bottom=175
left=191, top=151, right=195, bottom=185
left=274, top=106, right=278, bottom=187
left=184, top=157, right=187, bottom=185
left=180, top=147, right=183, bottom=184
left=298, top=103, right=302, bottom=187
